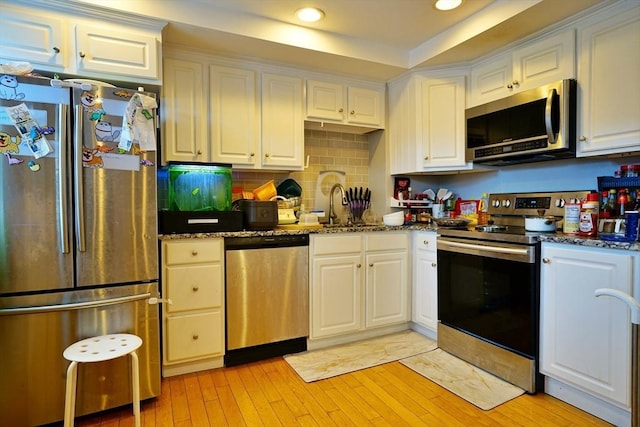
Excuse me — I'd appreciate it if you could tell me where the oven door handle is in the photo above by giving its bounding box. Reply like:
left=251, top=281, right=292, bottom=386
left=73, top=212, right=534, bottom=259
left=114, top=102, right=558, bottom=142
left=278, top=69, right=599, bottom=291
left=439, top=240, right=531, bottom=256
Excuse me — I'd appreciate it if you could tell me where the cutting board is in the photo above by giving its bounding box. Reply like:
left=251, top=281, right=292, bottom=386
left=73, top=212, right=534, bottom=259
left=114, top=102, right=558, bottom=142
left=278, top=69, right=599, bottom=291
left=314, top=170, right=345, bottom=216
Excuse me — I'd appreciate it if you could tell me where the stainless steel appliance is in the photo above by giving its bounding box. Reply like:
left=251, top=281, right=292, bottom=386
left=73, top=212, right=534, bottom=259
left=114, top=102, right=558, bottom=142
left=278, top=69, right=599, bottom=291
left=0, top=76, right=160, bottom=426
left=466, top=79, right=577, bottom=165
left=225, top=234, right=309, bottom=366
left=436, top=190, right=591, bottom=393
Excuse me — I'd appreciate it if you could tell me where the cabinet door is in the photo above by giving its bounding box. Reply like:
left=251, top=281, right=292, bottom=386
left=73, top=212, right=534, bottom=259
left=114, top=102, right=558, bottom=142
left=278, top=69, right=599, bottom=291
left=388, top=75, right=419, bottom=174
left=469, top=53, right=512, bottom=106
left=261, top=73, right=304, bottom=169
left=412, top=233, right=438, bottom=331
left=540, top=244, right=632, bottom=406
left=512, top=30, right=575, bottom=92
left=577, top=7, right=640, bottom=157
left=75, top=23, right=159, bottom=79
left=311, top=255, right=362, bottom=338
left=347, top=86, right=383, bottom=126
left=365, top=251, right=409, bottom=328
left=306, top=80, right=344, bottom=121
left=162, top=58, right=208, bottom=163
left=0, top=7, right=65, bottom=69
left=210, top=65, right=259, bottom=166
left=421, top=76, right=467, bottom=168
left=165, top=264, right=222, bottom=313
left=165, top=311, right=224, bottom=361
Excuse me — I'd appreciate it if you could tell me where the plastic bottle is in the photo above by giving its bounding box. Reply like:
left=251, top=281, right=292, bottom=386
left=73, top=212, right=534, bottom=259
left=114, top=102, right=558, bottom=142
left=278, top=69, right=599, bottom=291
left=617, top=189, right=627, bottom=217
left=578, top=196, right=599, bottom=237
left=563, top=201, right=580, bottom=234
left=607, top=189, right=618, bottom=217
left=600, top=191, right=612, bottom=219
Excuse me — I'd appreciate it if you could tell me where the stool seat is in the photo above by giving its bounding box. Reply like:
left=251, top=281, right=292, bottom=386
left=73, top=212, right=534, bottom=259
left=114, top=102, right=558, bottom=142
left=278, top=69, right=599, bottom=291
left=63, top=333, right=142, bottom=363
left=63, top=333, right=142, bottom=427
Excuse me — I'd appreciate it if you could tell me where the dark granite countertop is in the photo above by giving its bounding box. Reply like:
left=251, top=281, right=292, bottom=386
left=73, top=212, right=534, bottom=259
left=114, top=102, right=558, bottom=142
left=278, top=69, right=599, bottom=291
left=159, top=223, right=437, bottom=240
left=538, top=233, right=639, bottom=251
left=159, top=224, right=638, bottom=252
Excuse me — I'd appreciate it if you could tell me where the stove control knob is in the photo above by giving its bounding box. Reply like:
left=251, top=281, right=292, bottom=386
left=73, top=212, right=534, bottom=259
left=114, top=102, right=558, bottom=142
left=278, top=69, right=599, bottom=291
left=555, top=199, right=565, bottom=208
left=491, top=199, right=500, bottom=208
left=502, top=199, right=511, bottom=208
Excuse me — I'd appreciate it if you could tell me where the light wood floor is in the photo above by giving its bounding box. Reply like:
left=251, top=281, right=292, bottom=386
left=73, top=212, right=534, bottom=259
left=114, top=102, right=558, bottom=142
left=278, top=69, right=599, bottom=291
left=72, top=357, right=613, bottom=427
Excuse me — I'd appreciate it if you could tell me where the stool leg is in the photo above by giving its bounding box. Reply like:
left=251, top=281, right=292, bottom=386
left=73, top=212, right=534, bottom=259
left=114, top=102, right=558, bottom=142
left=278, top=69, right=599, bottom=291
left=63, top=361, right=78, bottom=427
left=130, top=350, right=141, bottom=427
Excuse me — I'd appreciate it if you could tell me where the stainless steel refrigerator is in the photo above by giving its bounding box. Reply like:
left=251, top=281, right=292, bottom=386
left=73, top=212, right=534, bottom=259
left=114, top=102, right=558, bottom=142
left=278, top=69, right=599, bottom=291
left=0, top=75, right=160, bottom=426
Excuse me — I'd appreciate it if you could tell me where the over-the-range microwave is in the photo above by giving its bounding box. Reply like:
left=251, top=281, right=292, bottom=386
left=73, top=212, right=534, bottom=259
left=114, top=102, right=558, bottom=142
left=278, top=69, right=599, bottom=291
left=466, top=79, right=577, bottom=166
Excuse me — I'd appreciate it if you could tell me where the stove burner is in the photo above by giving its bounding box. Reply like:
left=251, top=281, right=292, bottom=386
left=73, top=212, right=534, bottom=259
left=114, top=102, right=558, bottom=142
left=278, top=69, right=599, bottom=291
left=475, top=224, right=508, bottom=232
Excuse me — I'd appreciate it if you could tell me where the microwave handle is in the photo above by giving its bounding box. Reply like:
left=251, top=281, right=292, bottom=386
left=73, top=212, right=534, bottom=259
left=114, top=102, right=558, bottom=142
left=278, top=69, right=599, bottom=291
left=545, top=88, right=557, bottom=143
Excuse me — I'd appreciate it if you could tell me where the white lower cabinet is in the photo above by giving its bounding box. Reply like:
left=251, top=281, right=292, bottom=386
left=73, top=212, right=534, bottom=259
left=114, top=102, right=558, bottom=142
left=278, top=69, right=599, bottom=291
left=540, top=242, right=637, bottom=426
left=310, top=232, right=410, bottom=341
left=411, top=232, right=438, bottom=336
left=162, top=238, right=225, bottom=376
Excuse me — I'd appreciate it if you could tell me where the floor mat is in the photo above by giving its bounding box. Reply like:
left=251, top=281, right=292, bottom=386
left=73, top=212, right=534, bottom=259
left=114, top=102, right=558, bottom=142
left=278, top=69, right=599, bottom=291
left=284, top=330, right=437, bottom=382
left=400, top=348, right=525, bottom=410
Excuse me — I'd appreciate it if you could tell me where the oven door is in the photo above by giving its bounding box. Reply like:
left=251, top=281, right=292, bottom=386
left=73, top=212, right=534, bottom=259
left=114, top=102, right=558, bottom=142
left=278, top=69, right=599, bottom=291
left=437, top=237, right=539, bottom=358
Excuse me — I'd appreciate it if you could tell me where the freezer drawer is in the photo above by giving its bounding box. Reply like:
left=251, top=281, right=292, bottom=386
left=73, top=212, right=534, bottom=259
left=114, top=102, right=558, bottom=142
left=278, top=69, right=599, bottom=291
left=0, top=283, right=160, bottom=427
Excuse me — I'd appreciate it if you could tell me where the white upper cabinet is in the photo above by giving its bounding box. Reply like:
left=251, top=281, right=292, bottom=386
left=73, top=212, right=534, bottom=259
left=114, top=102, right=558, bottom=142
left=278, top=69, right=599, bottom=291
left=210, top=65, right=259, bottom=166
left=576, top=3, right=640, bottom=157
left=469, top=30, right=575, bottom=107
left=261, top=73, right=305, bottom=170
left=306, top=79, right=385, bottom=130
left=0, top=7, right=66, bottom=68
left=389, top=71, right=475, bottom=174
left=0, top=4, right=163, bottom=83
left=162, top=58, right=208, bottom=163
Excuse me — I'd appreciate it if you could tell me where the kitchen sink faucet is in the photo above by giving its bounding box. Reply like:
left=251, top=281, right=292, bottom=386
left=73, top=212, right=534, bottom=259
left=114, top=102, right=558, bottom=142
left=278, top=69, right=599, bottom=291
left=328, top=183, right=347, bottom=225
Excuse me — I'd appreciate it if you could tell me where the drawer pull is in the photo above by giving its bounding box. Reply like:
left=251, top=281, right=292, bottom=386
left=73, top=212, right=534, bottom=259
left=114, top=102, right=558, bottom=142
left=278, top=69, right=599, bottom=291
left=192, top=286, right=199, bottom=292
left=192, top=334, right=199, bottom=340
left=431, top=263, right=437, bottom=268
left=191, top=250, right=198, bottom=256
left=423, top=240, right=429, bottom=245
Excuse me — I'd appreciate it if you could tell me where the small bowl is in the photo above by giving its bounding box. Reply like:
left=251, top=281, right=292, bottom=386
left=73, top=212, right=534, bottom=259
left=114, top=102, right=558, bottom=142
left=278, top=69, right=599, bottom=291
left=383, top=211, right=404, bottom=226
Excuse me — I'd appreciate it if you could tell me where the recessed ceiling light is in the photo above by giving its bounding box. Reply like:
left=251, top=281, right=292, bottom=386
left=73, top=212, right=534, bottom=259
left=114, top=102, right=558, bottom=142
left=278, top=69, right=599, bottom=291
left=434, top=0, right=463, bottom=11
left=295, top=7, right=325, bottom=23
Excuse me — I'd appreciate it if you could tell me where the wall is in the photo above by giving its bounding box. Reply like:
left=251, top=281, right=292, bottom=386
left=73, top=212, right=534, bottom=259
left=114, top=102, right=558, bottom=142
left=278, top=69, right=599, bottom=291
left=232, top=130, right=370, bottom=216
left=406, top=155, right=640, bottom=201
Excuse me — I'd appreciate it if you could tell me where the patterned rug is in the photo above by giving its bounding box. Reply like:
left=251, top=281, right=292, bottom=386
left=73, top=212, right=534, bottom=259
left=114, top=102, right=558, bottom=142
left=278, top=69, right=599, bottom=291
left=284, top=330, right=437, bottom=382
left=400, top=349, right=525, bottom=410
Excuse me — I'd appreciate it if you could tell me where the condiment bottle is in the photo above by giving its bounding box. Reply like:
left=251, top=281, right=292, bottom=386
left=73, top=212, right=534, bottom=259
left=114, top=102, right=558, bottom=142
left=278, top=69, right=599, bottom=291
left=600, top=191, right=612, bottom=219
left=563, top=201, right=580, bottom=234
left=617, top=189, right=627, bottom=217
left=578, top=197, right=599, bottom=237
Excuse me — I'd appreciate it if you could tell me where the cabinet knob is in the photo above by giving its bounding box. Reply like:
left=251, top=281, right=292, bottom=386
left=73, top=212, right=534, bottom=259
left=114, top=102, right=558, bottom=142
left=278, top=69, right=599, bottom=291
left=506, top=83, right=513, bottom=89
left=338, top=108, right=344, bottom=113
left=78, top=51, right=86, bottom=58
left=424, top=156, right=429, bottom=160
left=250, top=152, right=255, bottom=157
left=192, top=286, right=199, bottom=292
left=357, top=263, right=362, bottom=268
left=431, top=263, right=437, bottom=268
left=350, top=110, right=355, bottom=115
left=423, top=240, right=429, bottom=245
left=579, top=136, right=587, bottom=141
left=513, top=80, right=520, bottom=87
left=369, top=263, right=374, bottom=267
left=192, top=334, right=199, bottom=340
left=265, top=153, right=270, bottom=158
left=191, top=250, right=198, bottom=256
left=542, top=258, right=551, bottom=264
left=197, top=150, right=202, bottom=155
left=53, top=47, right=60, bottom=53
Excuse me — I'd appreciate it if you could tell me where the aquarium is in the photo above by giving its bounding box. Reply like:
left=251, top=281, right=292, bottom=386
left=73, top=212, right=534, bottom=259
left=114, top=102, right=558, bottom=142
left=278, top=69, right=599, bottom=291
left=159, top=162, right=233, bottom=212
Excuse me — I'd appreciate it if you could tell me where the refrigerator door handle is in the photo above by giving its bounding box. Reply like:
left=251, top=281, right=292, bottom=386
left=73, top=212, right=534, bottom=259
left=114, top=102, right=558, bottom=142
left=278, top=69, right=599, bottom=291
left=58, top=104, right=70, bottom=254
left=0, top=292, right=153, bottom=316
left=73, top=105, right=86, bottom=252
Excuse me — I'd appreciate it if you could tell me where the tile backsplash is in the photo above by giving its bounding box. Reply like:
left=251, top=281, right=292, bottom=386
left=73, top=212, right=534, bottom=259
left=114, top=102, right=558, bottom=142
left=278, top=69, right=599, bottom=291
left=233, top=129, right=371, bottom=211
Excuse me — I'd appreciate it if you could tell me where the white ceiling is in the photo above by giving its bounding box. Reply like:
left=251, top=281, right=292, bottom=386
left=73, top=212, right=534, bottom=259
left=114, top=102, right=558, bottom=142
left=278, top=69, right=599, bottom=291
left=78, top=0, right=607, bottom=81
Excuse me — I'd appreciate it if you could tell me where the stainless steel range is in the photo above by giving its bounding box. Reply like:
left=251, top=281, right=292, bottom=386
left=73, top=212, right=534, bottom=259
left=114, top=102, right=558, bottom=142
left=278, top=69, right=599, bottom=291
left=436, top=191, right=591, bottom=393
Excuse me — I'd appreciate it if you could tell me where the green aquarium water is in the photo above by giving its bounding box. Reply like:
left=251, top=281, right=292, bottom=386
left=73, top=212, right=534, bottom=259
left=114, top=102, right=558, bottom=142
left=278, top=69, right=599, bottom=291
left=163, top=163, right=232, bottom=211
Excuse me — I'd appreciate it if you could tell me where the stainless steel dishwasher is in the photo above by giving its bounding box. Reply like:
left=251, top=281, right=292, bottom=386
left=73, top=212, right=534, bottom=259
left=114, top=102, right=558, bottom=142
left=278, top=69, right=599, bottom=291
left=224, top=234, right=309, bottom=366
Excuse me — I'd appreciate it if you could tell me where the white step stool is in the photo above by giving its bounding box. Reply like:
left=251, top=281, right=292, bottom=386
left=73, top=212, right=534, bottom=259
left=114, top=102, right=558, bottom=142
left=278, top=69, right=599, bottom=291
left=63, top=333, right=142, bottom=427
